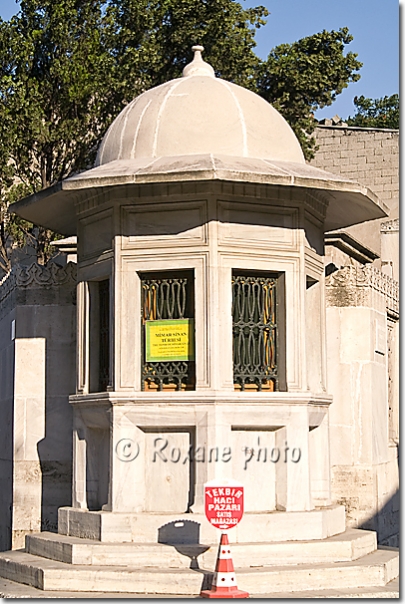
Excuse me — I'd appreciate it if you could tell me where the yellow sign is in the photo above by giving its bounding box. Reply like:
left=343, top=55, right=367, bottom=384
left=146, top=319, right=194, bottom=362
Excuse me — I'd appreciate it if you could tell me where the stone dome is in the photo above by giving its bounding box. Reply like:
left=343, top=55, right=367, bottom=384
left=95, top=46, right=305, bottom=166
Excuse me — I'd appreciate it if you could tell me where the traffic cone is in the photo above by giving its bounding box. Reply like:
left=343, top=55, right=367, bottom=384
left=200, top=533, right=249, bottom=598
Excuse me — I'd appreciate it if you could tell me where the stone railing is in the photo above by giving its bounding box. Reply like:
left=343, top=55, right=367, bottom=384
left=325, top=265, right=399, bottom=319
left=0, top=262, right=77, bottom=315
left=381, top=218, right=399, bottom=233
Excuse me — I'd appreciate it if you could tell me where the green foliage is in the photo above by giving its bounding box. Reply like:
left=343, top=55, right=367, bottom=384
left=0, top=2, right=363, bottom=270
left=0, top=0, right=268, bottom=268
left=0, top=0, right=117, bottom=266
left=256, top=28, right=362, bottom=158
left=104, top=0, right=268, bottom=96
left=1, top=0, right=114, bottom=187
left=346, top=94, right=399, bottom=129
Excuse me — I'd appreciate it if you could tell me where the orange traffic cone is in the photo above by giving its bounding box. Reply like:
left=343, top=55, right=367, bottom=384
left=200, top=533, right=249, bottom=598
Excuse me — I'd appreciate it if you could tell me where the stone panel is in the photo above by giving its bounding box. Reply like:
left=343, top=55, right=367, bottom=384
left=218, top=201, right=297, bottom=249
left=80, top=210, right=113, bottom=258
left=122, top=201, right=208, bottom=247
left=144, top=430, right=193, bottom=513
left=231, top=429, right=276, bottom=512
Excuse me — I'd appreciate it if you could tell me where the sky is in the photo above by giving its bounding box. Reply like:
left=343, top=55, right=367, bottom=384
left=242, top=0, right=400, bottom=120
left=0, top=0, right=399, bottom=120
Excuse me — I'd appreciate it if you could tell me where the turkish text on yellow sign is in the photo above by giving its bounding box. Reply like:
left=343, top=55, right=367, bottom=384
left=145, top=319, right=194, bottom=362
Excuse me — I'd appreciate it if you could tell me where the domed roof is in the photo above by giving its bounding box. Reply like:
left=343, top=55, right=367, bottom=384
left=95, top=46, right=305, bottom=167
left=11, top=45, right=389, bottom=237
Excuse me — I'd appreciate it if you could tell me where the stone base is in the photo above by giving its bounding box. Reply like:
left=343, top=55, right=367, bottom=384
left=0, top=546, right=398, bottom=594
left=26, top=528, right=376, bottom=567
left=0, top=575, right=399, bottom=598
left=58, top=505, right=346, bottom=543
left=0, top=506, right=399, bottom=596
left=0, top=506, right=398, bottom=596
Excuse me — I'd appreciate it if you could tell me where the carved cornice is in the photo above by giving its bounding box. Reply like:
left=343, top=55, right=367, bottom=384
left=381, top=218, right=399, bottom=233
left=325, top=230, right=379, bottom=263
left=303, top=190, right=328, bottom=222
left=325, top=265, right=399, bottom=318
left=0, top=262, right=77, bottom=307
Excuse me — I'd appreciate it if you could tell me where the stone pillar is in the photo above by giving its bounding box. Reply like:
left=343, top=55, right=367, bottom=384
left=72, top=412, right=87, bottom=509
left=108, top=406, right=143, bottom=513
left=192, top=407, right=233, bottom=512
left=0, top=263, right=76, bottom=547
left=309, top=411, right=332, bottom=506
left=325, top=265, right=399, bottom=543
left=284, top=408, right=312, bottom=512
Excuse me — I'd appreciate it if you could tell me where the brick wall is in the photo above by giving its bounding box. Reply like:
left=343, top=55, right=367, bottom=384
left=311, top=126, right=399, bottom=258
left=312, top=126, right=399, bottom=211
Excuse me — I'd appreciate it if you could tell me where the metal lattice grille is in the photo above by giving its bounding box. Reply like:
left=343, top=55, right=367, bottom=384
left=232, top=273, right=279, bottom=391
left=141, top=271, right=195, bottom=391
left=99, top=279, right=110, bottom=391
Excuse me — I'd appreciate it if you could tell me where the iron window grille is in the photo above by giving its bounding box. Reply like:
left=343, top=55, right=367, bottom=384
left=140, top=270, right=195, bottom=391
left=232, top=271, right=285, bottom=392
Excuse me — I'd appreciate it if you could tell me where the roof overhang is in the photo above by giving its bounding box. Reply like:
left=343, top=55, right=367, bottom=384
left=325, top=230, right=380, bottom=263
left=10, top=154, right=389, bottom=236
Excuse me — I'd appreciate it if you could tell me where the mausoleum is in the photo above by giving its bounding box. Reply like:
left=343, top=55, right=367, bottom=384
left=0, top=47, right=398, bottom=595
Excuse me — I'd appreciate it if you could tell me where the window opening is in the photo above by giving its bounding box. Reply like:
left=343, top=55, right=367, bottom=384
left=140, top=270, right=195, bottom=391
left=99, top=279, right=110, bottom=392
left=232, top=271, right=284, bottom=392
left=89, top=278, right=110, bottom=393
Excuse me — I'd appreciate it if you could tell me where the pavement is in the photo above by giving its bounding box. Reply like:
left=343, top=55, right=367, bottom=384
left=0, top=576, right=399, bottom=599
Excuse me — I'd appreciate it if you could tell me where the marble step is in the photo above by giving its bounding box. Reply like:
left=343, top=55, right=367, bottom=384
left=0, top=547, right=398, bottom=594
left=0, top=575, right=400, bottom=598
left=26, top=528, right=377, bottom=568
left=58, top=505, right=346, bottom=543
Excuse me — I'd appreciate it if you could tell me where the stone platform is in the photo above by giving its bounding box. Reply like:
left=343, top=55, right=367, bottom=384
left=57, top=505, right=346, bottom=543
left=0, top=507, right=399, bottom=597
left=0, top=576, right=399, bottom=598
left=25, top=527, right=377, bottom=567
left=0, top=544, right=398, bottom=595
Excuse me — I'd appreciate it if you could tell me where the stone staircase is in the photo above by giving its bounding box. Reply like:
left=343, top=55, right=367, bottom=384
left=0, top=527, right=399, bottom=596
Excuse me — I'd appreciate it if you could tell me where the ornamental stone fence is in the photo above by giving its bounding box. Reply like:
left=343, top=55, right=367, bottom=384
left=325, top=264, right=399, bottom=320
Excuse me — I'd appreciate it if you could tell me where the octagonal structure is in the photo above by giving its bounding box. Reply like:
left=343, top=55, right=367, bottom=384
left=11, top=48, right=388, bottom=527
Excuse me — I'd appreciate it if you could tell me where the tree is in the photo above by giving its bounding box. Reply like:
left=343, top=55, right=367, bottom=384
left=0, top=0, right=115, bottom=267
left=0, top=0, right=269, bottom=270
left=0, top=1, right=362, bottom=272
left=255, top=28, right=362, bottom=158
left=346, top=94, right=399, bottom=129
left=0, top=105, right=14, bottom=273
left=103, top=0, right=268, bottom=96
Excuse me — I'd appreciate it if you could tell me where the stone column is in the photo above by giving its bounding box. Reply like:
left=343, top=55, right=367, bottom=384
left=192, top=406, right=233, bottom=512
left=72, top=411, right=88, bottom=509
left=275, top=408, right=313, bottom=512
left=109, top=406, right=144, bottom=512
left=309, top=410, right=332, bottom=505
left=325, top=265, right=398, bottom=537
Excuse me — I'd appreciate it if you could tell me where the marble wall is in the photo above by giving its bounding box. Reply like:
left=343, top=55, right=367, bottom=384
left=325, top=265, right=399, bottom=545
left=0, top=263, right=77, bottom=550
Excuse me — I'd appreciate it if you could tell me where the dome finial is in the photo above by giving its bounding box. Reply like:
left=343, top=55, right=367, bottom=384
left=182, top=45, right=215, bottom=78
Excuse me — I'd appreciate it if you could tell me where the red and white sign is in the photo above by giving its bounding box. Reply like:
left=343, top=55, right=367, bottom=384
left=204, top=479, right=244, bottom=530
